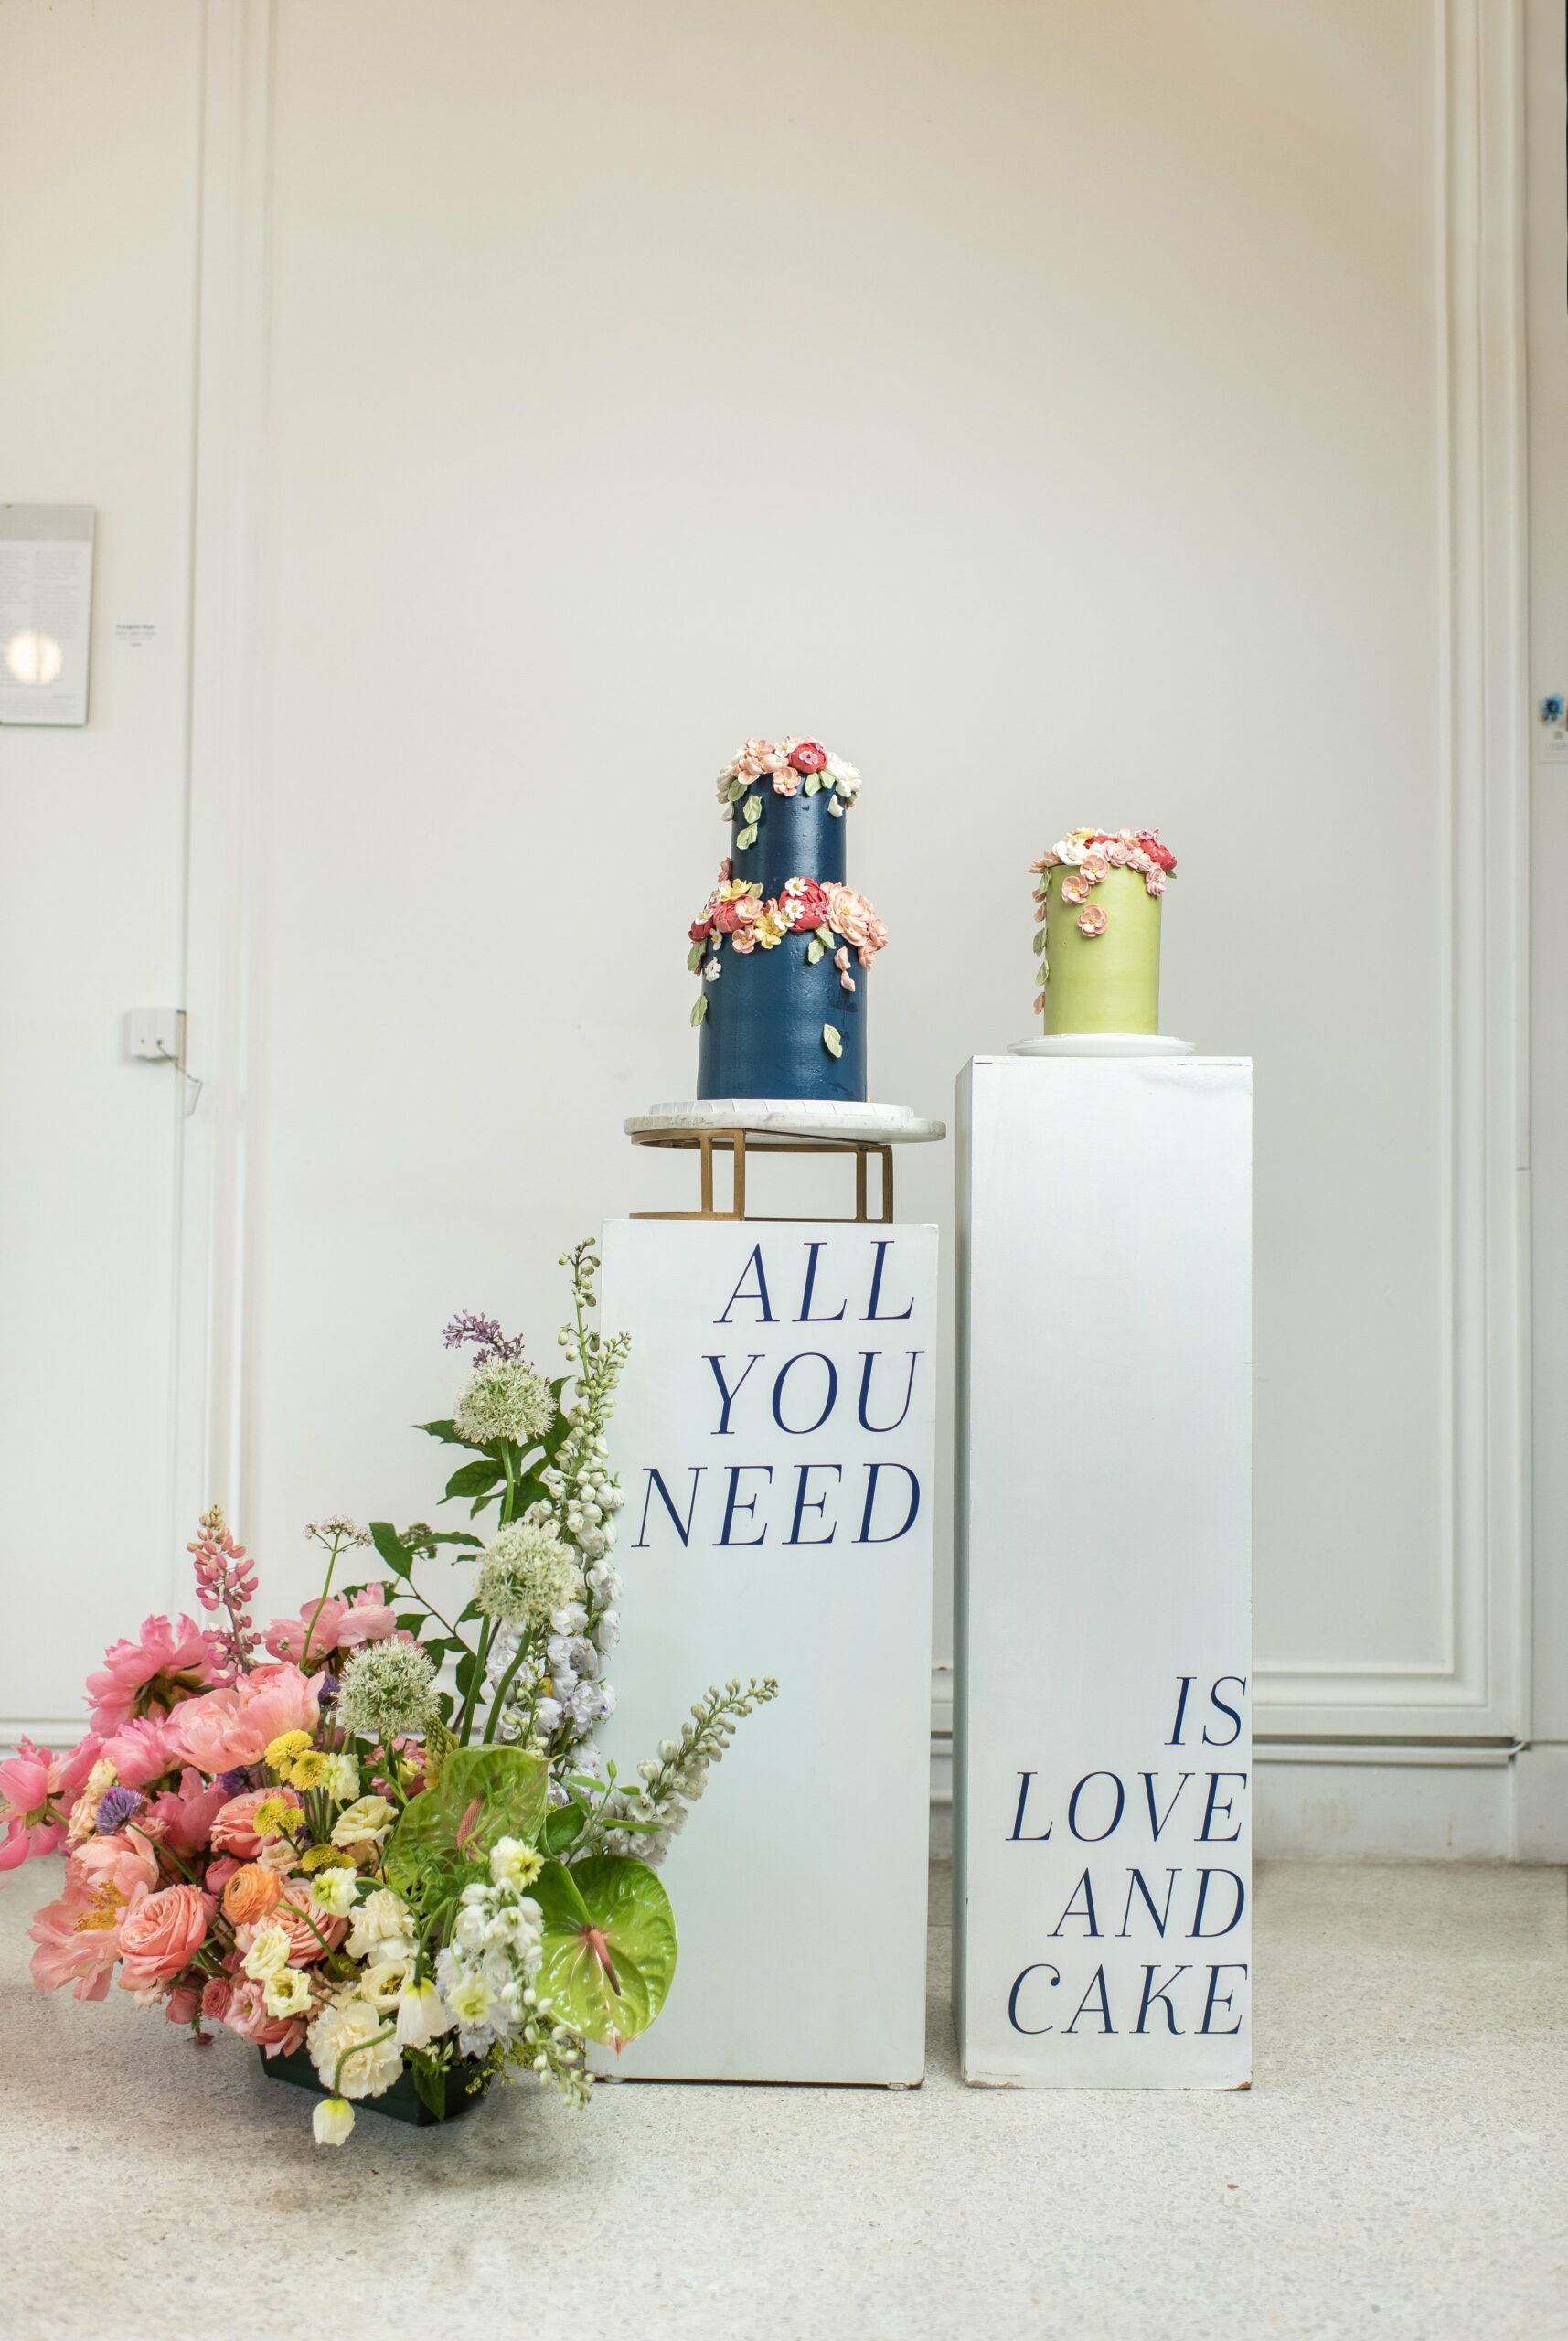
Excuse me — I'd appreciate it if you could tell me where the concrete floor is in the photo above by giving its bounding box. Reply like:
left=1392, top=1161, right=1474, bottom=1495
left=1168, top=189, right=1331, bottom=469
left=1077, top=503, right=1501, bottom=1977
left=2, top=1858, right=1564, bottom=2341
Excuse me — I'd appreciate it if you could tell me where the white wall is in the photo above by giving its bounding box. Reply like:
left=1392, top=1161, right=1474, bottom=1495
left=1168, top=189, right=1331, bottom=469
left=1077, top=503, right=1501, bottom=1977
left=2, top=0, right=1554, bottom=1851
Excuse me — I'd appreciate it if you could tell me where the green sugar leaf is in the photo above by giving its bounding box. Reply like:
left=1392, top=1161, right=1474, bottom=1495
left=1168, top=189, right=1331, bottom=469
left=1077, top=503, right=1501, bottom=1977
left=806, top=938, right=826, bottom=965
left=690, top=994, right=709, bottom=1026
left=804, top=772, right=822, bottom=795
left=735, top=824, right=758, bottom=850
left=743, top=794, right=763, bottom=824
left=687, top=944, right=705, bottom=973
left=822, top=1023, right=843, bottom=1059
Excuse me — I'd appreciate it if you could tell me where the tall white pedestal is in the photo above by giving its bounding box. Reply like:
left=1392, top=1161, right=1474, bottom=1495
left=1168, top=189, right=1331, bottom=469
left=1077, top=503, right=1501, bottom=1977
left=599, top=1217, right=936, bottom=2084
left=954, top=1056, right=1253, bottom=2089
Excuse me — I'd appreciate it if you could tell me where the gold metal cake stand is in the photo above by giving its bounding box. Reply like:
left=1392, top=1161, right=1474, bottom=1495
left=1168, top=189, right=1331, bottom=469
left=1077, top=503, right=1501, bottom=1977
left=628, top=1126, right=895, bottom=1223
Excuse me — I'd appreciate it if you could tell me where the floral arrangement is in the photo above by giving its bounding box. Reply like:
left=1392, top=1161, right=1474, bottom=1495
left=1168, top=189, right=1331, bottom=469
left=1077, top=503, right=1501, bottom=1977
left=1028, top=828, right=1177, bottom=1010
left=716, top=736, right=860, bottom=843
left=1, top=1242, right=776, bottom=2145
left=685, top=861, right=888, bottom=1060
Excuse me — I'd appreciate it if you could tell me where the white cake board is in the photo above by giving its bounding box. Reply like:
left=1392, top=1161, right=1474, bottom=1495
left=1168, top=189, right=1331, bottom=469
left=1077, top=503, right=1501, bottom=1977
left=628, top=1098, right=946, bottom=1143
left=596, top=1216, right=936, bottom=2083
left=954, top=1054, right=1252, bottom=2089
left=1008, top=1034, right=1195, bottom=1059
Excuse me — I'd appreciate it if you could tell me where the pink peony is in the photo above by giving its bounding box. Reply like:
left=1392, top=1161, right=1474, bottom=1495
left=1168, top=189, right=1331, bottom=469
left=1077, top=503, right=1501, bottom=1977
left=0, top=1735, right=105, bottom=1869
left=166, top=1662, right=319, bottom=1773
left=97, top=1715, right=181, bottom=1792
left=262, top=1583, right=403, bottom=1666
left=140, top=1767, right=232, bottom=1856
left=116, top=1883, right=214, bottom=1992
left=220, top=1976, right=309, bottom=2058
left=208, top=1786, right=301, bottom=1860
left=72, top=1830, right=159, bottom=1902
left=85, top=1616, right=214, bottom=1733
left=29, top=1863, right=133, bottom=2000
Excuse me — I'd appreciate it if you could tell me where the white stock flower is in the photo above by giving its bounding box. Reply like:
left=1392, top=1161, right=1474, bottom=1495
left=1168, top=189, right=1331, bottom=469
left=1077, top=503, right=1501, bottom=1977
left=308, top=1996, right=403, bottom=2100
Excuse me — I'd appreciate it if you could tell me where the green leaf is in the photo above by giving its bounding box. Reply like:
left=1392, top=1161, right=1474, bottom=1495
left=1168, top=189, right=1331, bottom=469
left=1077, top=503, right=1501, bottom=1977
left=383, top=1746, right=550, bottom=1893
left=368, top=1520, right=413, bottom=1580
left=443, top=1458, right=502, bottom=1502
left=805, top=937, right=826, bottom=966
left=532, top=1856, right=677, bottom=2049
left=1032, top=926, right=1049, bottom=955
left=687, top=944, right=705, bottom=973
left=428, top=1532, right=483, bottom=1550
left=814, top=925, right=833, bottom=946
left=417, top=1418, right=480, bottom=1449
left=822, top=1023, right=843, bottom=1059
left=734, top=824, right=758, bottom=851
left=726, top=776, right=746, bottom=802
left=743, top=794, right=763, bottom=824
left=690, top=995, right=709, bottom=1026
left=410, top=2051, right=449, bottom=2121
left=541, top=1802, right=587, bottom=1855
left=804, top=772, right=822, bottom=795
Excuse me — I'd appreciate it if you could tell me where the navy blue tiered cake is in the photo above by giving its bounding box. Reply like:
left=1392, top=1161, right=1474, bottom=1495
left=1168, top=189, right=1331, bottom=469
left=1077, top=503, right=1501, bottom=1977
left=687, top=738, right=887, bottom=1105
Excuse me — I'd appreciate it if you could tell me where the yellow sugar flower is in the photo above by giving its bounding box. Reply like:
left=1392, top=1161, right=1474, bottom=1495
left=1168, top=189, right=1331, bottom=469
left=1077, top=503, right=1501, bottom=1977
left=264, top=1730, right=313, bottom=1772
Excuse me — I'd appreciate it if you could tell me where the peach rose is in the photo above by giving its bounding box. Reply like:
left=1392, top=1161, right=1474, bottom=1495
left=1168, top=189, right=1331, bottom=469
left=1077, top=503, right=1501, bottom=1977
left=116, top=1883, right=215, bottom=1992
left=209, top=1786, right=301, bottom=1860
left=222, top=1863, right=283, bottom=1926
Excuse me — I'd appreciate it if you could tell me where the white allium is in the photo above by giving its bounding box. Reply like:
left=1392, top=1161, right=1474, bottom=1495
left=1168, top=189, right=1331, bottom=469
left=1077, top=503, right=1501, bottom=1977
left=455, top=1356, right=556, bottom=1449
left=475, top=1523, right=581, bottom=1634
left=338, top=1641, right=436, bottom=1741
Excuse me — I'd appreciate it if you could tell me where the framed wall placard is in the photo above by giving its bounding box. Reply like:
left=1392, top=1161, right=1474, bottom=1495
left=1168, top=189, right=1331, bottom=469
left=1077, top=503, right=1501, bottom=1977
left=0, top=505, right=95, bottom=725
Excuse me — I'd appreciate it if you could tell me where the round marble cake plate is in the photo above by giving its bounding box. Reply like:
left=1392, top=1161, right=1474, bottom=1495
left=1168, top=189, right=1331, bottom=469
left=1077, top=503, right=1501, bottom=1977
left=627, top=1099, right=947, bottom=1144
left=1008, top=1033, right=1195, bottom=1060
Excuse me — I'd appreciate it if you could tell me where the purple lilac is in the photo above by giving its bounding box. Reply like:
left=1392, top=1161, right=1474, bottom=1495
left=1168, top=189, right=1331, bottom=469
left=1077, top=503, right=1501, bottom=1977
left=442, top=1309, right=526, bottom=1369
left=216, top=1766, right=255, bottom=1796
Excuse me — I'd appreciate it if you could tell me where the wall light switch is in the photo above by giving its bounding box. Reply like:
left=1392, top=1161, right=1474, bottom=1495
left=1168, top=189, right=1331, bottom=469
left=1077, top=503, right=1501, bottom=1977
left=126, top=1007, right=185, bottom=1064
left=1537, top=694, right=1568, bottom=764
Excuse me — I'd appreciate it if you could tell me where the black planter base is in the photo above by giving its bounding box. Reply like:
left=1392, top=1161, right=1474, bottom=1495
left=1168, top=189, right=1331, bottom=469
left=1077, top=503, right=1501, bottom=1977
left=260, top=2044, right=491, bottom=2127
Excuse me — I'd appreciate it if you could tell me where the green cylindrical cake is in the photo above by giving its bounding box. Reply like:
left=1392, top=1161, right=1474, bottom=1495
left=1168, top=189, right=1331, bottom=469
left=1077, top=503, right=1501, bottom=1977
left=1029, top=829, right=1177, bottom=1036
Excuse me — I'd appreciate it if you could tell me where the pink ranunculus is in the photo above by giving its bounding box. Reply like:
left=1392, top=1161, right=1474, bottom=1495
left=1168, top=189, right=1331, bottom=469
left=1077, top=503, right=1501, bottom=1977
left=788, top=740, right=827, bottom=775
left=220, top=1976, right=309, bottom=2058
left=116, top=1882, right=214, bottom=1992
left=141, top=1767, right=231, bottom=1857
left=208, top=1786, right=301, bottom=1861
left=167, top=1662, right=319, bottom=1772
left=85, top=1616, right=214, bottom=1733
left=262, top=1583, right=402, bottom=1666
left=29, top=1864, right=132, bottom=2000
left=97, top=1715, right=181, bottom=1792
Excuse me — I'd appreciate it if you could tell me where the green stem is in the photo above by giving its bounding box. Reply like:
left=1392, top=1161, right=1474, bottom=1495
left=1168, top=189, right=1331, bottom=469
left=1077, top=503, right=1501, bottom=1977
left=301, top=1531, right=345, bottom=1673
left=501, top=1445, right=517, bottom=1524
left=456, top=1618, right=493, bottom=1746
left=481, top=1634, right=534, bottom=1746
left=334, top=2023, right=396, bottom=2098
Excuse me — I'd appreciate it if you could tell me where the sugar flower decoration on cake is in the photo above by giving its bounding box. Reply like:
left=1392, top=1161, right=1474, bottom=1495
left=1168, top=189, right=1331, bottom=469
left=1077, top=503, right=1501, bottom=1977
left=1028, top=829, right=1176, bottom=1012
left=685, top=866, right=889, bottom=1046
left=714, top=737, right=861, bottom=820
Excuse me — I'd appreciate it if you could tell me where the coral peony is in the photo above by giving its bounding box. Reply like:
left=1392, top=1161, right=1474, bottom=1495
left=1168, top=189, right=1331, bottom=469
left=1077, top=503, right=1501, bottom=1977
left=72, top=1830, right=159, bottom=1902
left=0, top=1736, right=106, bottom=1869
left=85, top=1616, right=213, bottom=1733
left=29, top=1865, right=133, bottom=2001
left=167, top=1663, right=319, bottom=1772
left=139, top=1768, right=231, bottom=1857
left=262, top=1584, right=403, bottom=1667
left=97, top=1715, right=181, bottom=1791
left=116, top=1883, right=214, bottom=1993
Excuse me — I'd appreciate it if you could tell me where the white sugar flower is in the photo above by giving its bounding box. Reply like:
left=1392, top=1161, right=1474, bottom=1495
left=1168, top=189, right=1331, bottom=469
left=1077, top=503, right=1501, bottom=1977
left=455, top=1357, right=555, bottom=1449
left=308, top=1996, right=403, bottom=2100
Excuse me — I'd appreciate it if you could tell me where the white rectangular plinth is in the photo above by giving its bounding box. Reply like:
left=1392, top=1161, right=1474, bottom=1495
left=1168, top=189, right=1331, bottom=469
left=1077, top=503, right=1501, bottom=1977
left=599, top=1217, right=936, bottom=2083
left=955, top=1057, right=1253, bottom=2089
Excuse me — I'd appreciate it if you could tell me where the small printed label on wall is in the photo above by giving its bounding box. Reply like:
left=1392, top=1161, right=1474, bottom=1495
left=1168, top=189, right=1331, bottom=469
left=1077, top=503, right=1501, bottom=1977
left=113, top=621, right=157, bottom=649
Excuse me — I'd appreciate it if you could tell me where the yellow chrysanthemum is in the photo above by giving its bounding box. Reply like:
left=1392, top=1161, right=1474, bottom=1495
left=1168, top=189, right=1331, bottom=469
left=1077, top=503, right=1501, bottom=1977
left=264, top=1730, right=313, bottom=1772
left=300, top=1843, right=355, bottom=1875
left=253, top=1795, right=305, bottom=1841
left=288, top=1750, right=333, bottom=1790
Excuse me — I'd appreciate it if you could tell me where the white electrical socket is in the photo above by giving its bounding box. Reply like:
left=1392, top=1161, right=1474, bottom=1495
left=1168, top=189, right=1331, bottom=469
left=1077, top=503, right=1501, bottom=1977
left=126, top=1007, right=185, bottom=1063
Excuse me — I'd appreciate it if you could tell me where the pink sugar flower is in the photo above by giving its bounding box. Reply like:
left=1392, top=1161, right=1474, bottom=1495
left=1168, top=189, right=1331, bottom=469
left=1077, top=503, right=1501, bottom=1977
left=86, top=1616, right=214, bottom=1733
left=1061, top=871, right=1090, bottom=905
left=117, top=1882, right=215, bottom=1992
left=1144, top=867, right=1167, bottom=897
left=1076, top=903, right=1109, bottom=937
left=1081, top=851, right=1110, bottom=884
left=770, top=767, right=802, bottom=796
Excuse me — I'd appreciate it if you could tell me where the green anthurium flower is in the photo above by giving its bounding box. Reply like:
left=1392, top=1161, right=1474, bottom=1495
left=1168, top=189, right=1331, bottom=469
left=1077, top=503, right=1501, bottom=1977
left=532, top=1855, right=677, bottom=2050
left=383, top=1745, right=548, bottom=1892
